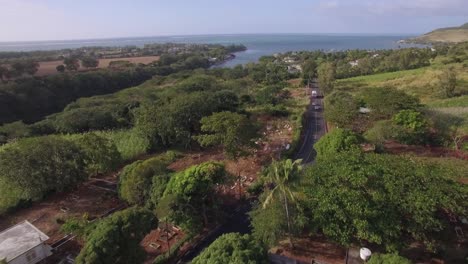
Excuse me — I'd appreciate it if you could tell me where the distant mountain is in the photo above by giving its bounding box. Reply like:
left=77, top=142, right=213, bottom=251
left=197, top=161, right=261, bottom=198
left=407, top=23, right=468, bottom=44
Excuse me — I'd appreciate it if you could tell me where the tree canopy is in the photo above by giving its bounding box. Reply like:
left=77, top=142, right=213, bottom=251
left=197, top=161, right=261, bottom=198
left=163, top=162, right=228, bottom=231
left=118, top=153, right=175, bottom=206
left=0, top=136, right=87, bottom=213
left=317, top=62, right=336, bottom=95
left=314, top=128, right=361, bottom=158
left=75, top=207, right=157, bottom=264
left=192, top=233, right=268, bottom=264
left=367, top=253, right=412, bottom=264
left=324, top=91, right=359, bottom=128
left=195, top=111, right=257, bottom=159
left=303, top=150, right=468, bottom=250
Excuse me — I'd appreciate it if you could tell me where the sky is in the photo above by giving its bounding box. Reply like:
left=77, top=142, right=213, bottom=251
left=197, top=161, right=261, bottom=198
left=1, top=0, right=467, bottom=42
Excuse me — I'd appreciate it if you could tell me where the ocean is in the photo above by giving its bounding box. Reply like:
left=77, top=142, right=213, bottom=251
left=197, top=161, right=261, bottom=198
left=0, top=34, right=425, bottom=67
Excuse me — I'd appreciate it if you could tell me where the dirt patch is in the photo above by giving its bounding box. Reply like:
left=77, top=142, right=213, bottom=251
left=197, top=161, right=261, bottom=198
left=384, top=140, right=468, bottom=160
left=141, top=223, right=185, bottom=263
left=35, top=56, right=160, bottom=76
left=271, top=235, right=346, bottom=264
left=0, top=173, right=124, bottom=244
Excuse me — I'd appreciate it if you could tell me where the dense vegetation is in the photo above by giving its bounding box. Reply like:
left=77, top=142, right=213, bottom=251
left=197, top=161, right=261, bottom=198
left=192, top=233, right=268, bottom=264
left=75, top=207, right=157, bottom=264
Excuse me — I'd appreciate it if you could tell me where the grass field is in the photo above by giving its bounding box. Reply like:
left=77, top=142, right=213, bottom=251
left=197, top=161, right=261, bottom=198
left=336, top=62, right=468, bottom=135
left=35, top=56, right=160, bottom=76
left=336, top=63, right=468, bottom=103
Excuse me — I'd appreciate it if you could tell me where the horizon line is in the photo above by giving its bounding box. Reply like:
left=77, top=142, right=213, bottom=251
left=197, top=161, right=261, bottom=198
left=0, top=32, right=421, bottom=44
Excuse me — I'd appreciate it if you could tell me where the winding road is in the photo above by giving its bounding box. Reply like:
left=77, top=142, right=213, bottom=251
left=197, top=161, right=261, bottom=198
left=294, top=82, right=327, bottom=164
left=177, top=82, right=326, bottom=263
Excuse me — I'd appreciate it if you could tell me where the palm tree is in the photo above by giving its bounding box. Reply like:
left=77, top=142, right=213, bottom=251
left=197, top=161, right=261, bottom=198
left=262, top=159, right=302, bottom=248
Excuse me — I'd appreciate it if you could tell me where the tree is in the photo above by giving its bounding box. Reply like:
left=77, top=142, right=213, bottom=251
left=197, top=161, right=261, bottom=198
left=0, top=136, right=87, bottom=212
left=192, top=233, right=268, bottom=264
left=314, top=128, right=361, bottom=158
left=118, top=156, right=172, bottom=206
left=136, top=92, right=234, bottom=148
left=392, top=109, right=429, bottom=145
left=317, top=62, right=335, bottom=95
left=303, top=150, right=467, bottom=250
left=250, top=198, right=287, bottom=247
left=364, top=120, right=399, bottom=145
left=75, top=207, right=157, bottom=264
left=195, top=111, right=257, bottom=198
left=195, top=112, right=257, bottom=159
left=438, top=66, right=457, bottom=98
left=359, top=87, right=420, bottom=120
left=64, top=57, right=80, bottom=71
left=75, top=133, right=122, bottom=175
left=261, top=159, right=303, bottom=248
left=368, top=253, right=411, bottom=264
left=0, top=65, right=9, bottom=81
left=302, top=59, right=317, bottom=86
left=81, top=57, right=99, bottom=69
left=324, top=91, right=359, bottom=128
left=9, top=60, right=39, bottom=77
left=56, top=64, right=66, bottom=73
left=163, top=162, right=228, bottom=232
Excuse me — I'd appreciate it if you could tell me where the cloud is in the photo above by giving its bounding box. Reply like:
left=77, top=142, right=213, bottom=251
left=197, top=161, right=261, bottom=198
left=314, top=0, right=468, bottom=17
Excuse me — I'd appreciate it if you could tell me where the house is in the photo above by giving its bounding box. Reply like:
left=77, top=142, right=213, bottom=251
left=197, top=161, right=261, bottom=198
left=349, top=60, right=359, bottom=67
left=0, top=221, right=52, bottom=264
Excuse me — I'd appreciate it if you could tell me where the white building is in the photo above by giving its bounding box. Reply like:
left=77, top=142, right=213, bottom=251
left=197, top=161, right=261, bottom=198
left=0, top=221, right=52, bottom=264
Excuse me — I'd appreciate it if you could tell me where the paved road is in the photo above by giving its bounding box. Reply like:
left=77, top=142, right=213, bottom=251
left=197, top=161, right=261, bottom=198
left=177, top=83, right=327, bottom=263
left=294, top=83, right=327, bottom=164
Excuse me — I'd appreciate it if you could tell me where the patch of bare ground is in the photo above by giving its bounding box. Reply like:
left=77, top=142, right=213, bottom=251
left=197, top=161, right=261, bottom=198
left=141, top=223, right=185, bottom=264
left=35, top=56, right=160, bottom=76
left=0, top=173, right=124, bottom=244
left=271, top=235, right=346, bottom=264
left=383, top=140, right=468, bottom=160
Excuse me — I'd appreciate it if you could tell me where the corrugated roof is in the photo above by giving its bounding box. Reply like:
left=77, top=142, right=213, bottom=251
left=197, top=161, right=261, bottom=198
left=0, top=221, right=49, bottom=261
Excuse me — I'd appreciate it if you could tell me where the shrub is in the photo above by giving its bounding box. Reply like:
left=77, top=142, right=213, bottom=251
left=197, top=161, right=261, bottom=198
left=314, top=128, right=361, bottom=158
left=192, top=233, right=268, bottom=264
left=75, top=207, right=157, bottom=264
left=368, top=253, right=412, bottom=264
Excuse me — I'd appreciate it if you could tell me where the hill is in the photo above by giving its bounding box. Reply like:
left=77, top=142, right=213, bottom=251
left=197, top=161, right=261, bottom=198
left=407, top=23, right=468, bottom=44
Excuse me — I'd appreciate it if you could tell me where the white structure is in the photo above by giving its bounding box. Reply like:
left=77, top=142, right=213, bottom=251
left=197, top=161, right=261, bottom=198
left=360, top=247, right=372, bottom=261
left=0, top=221, right=52, bottom=264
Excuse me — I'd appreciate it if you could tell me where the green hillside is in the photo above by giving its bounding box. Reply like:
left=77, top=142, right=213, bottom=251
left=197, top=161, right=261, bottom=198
left=408, top=23, right=468, bottom=44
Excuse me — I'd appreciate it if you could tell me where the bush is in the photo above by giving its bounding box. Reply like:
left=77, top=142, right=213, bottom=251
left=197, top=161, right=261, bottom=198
left=97, top=129, right=151, bottom=161
left=368, top=253, right=412, bottom=264
left=192, top=233, right=268, bottom=264
left=118, top=153, right=177, bottom=206
left=392, top=110, right=430, bottom=145
left=0, top=136, right=87, bottom=213
left=75, top=207, right=157, bottom=264
left=314, top=128, right=361, bottom=158
left=364, top=120, right=399, bottom=145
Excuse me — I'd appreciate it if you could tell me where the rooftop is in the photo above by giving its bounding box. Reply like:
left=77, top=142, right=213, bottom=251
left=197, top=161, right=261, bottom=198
left=0, top=221, right=49, bottom=262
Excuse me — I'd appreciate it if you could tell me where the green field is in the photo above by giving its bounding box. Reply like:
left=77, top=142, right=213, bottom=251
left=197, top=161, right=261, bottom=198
left=335, top=61, right=468, bottom=136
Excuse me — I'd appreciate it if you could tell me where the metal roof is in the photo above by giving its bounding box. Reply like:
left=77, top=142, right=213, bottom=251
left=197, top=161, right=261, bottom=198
left=0, top=221, right=49, bottom=261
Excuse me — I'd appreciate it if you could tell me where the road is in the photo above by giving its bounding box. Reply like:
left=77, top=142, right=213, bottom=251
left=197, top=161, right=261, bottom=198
left=177, top=83, right=326, bottom=263
left=294, top=83, right=327, bottom=164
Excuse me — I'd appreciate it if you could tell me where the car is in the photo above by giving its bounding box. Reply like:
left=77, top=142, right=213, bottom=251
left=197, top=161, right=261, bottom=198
left=314, top=105, right=321, bottom=110
left=312, top=102, right=316, bottom=106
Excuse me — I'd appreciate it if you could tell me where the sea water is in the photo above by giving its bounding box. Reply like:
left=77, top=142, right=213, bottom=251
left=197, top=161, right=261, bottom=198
left=0, top=34, right=425, bottom=67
